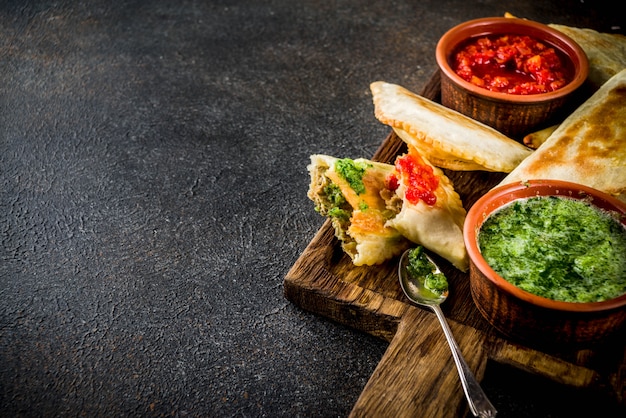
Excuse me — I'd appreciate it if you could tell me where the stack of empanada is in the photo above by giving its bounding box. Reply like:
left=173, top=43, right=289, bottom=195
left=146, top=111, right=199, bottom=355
left=308, top=80, right=541, bottom=270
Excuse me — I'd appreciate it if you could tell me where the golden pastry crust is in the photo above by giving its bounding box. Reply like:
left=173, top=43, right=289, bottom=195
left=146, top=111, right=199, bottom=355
left=522, top=124, right=559, bottom=149
left=501, top=69, right=626, bottom=202
left=370, top=81, right=533, bottom=173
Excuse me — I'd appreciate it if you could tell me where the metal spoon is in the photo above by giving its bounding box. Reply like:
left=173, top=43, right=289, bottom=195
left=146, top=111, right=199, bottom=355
left=398, top=249, right=498, bottom=418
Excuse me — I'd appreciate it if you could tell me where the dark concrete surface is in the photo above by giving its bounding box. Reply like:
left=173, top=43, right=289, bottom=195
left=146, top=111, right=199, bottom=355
left=1, top=1, right=624, bottom=417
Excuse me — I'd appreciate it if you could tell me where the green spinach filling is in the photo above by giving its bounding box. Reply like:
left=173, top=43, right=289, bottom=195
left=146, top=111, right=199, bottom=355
left=322, top=183, right=350, bottom=221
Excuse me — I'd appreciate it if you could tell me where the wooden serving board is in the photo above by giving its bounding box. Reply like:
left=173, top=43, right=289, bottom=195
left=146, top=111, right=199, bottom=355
left=284, top=71, right=626, bottom=417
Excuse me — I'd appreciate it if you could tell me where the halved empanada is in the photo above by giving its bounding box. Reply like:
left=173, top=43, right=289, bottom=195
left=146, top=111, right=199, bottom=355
left=307, top=154, right=410, bottom=266
left=385, top=147, right=469, bottom=271
left=307, top=151, right=469, bottom=270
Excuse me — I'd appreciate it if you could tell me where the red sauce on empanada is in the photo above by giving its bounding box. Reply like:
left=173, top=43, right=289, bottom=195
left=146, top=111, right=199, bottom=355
left=390, top=154, right=439, bottom=206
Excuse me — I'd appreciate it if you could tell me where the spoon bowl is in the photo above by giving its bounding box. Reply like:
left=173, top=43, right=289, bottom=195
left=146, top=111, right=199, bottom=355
left=398, top=248, right=497, bottom=418
left=398, top=249, right=448, bottom=306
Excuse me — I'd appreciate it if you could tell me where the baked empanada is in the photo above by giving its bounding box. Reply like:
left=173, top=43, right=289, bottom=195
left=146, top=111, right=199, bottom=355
left=522, top=124, right=559, bottom=149
left=370, top=81, right=533, bottom=172
left=500, top=68, right=626, bottom=202
left=307, top=154, right=410, bottom=266
left=385, top=147, right=469, bottom=271
left=307, top=151, right=469, bottom=271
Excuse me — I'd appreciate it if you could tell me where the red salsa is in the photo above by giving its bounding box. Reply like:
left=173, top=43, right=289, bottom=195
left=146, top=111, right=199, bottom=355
left=453, top=34, right=572, bottom=95
left=388, top=153, right=439, bottom=206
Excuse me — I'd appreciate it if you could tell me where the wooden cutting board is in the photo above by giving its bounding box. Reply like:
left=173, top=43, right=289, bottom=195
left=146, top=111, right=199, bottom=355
left=284, top=71, right=626, bottom=417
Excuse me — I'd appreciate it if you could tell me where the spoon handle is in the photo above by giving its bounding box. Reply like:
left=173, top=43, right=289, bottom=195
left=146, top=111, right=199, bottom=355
left=432, top=305, right=498, bottom=418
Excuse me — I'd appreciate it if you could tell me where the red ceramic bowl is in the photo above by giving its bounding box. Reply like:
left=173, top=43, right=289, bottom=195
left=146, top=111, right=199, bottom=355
left=464, top=180, right=626, bottom=347
left=436, top=17, right=589, bottom=139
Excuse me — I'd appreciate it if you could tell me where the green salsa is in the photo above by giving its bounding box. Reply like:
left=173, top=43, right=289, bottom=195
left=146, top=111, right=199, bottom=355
left=478, top=196, right=626, bottom=303
left=407, top=246, right=449, bottom=296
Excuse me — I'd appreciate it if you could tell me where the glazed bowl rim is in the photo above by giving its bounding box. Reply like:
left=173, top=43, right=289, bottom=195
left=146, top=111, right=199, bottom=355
left=436, top=17, right=589, bottom=104
left=464, top=179, right=626, bottom=313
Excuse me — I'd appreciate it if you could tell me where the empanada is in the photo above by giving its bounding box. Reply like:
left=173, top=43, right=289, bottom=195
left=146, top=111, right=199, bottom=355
left=385, top=147, right=468, bottom=271
left=307, top=151, right=469, bottom=271
left=370, top=81, right=533, bottom=172
left=522, top=124, right=559, bottom=149
left=307, top=155, right=410, bottom=266
left=500, top=69, right=626, bottom=202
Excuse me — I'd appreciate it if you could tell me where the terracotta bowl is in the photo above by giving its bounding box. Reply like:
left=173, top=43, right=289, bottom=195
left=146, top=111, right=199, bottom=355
left=436, top=17, right=589, bottom=139
left=463, top=180, right=626, bottom=347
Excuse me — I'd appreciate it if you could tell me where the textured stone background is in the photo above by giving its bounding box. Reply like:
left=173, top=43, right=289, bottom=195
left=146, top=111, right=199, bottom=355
left=1, top=1, right=624, bottom=416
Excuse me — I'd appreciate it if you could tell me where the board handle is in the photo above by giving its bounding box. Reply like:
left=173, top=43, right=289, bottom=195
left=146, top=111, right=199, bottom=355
left=349, top=307, right=491, bottom=417
left=431, top=305, right=497, bottom=417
